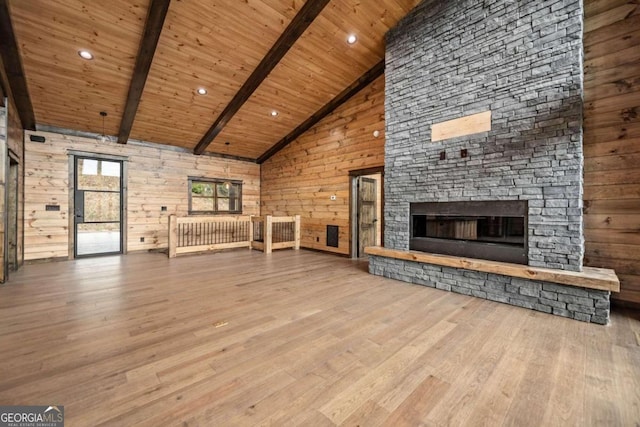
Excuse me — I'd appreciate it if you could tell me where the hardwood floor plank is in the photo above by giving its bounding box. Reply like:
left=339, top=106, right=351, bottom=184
left=0, top=250, right=638, bottom=425
left=382, top=375, right=450, bottom=427
left=423, top=306, right=529, bottom=426
left=611, top=344, right=640, bottom=426
left=264, top=358, right=368, bottom=425
left=501, top=314, right=562, bottom=425
left=540, top=320, right=588, bottom=426
left=584, top=319, right=623, bottom=424
left=227, top=372, right=326, bottom=426
left=341, top=400, right=391, bottom=427
left=319, top=319, right=458, bottom=424
left=463, top=315, right=539, bottom=426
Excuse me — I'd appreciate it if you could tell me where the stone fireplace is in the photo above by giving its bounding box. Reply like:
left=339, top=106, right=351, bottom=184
left=367, top=0, right=617, bottom=324
left=383, top=0, right=585, bottom=272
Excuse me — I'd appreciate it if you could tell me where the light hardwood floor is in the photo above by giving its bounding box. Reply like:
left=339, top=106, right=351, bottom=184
left=0, top=250, right=639, bottom=426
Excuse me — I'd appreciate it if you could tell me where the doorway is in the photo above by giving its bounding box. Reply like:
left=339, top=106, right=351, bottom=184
left=350, top=168, right=383, bottom=258
left=73, top=156, right=123, bottom=257
left=6, top=154, right=19, bottom=277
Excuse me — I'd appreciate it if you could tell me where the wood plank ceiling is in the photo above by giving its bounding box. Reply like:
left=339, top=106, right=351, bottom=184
left=6, top=0, right=421, bottom=161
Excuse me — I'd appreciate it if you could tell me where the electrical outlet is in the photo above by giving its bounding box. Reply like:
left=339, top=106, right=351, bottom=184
left=316, top=237, right=320, bottom=242
left=161, top=206, right=167, bottom=211
left=140, top=237, right=145, bottom=242
left=330, top=195, right=337, bottom=201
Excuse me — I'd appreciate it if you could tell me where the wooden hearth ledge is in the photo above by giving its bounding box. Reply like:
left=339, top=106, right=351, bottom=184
left=365, top=247, right=620, bottom=292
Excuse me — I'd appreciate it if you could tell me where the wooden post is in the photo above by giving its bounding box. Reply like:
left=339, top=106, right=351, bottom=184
left=248, top=215, right=254, bottom=251
left=168, top=215, right=177, bottom=258
left=265, top=215, right=273, bottom=254
left=294, top=215, right=301, bottom=250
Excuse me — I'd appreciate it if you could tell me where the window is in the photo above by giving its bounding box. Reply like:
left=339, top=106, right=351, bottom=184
left=188, top=178, right=242, bottom=214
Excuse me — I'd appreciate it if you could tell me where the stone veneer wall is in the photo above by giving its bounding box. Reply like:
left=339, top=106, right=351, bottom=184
left=385, top=0, right=584, bottom=271
left=369, top=255, right=610, bottom=324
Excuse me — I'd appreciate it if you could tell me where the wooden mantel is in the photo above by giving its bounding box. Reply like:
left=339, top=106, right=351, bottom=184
left=365, top=246, right=620, bottom=292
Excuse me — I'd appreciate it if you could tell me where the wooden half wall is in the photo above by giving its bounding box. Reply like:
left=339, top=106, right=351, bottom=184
left=24, top=131, right=260, bottom=261
left=261, top=76, right=385, bottom=255
left=583, top=0, right=640, bottom=304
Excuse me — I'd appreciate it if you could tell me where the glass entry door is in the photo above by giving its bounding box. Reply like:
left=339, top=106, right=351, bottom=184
left=74, top=157, right=123, bottom=257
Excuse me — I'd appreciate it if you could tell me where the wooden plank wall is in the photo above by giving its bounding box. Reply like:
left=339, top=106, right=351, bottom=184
left=583, top=0, right=640, bottom=304
left=23, top=131, right=260, bottom=261
left=260, top=76, right=385, bottom=255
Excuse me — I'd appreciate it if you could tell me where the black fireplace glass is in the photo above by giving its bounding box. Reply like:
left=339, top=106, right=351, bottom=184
left=410, top=201, right=528, bottom=264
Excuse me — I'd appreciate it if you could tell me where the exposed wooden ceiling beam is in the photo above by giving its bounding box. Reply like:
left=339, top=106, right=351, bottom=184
left=257, top=59, right=385, bottom=164
left=0, top=0, right=35, bottom=129
left=117, top=0, right=171, bottom=144
left=0, top=57, right=6, bottom=107
left=193, top=0, right=331, bottom=155
left=0, top=71, right=5, bottom=107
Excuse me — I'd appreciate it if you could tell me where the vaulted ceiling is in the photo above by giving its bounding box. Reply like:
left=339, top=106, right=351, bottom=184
left=2, top=0, right=421, bottom=162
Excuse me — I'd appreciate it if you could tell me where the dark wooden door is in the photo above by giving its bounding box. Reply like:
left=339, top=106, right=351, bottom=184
left=358, top=177, right=377, bottom=257
left=7, top=158, right=19, bottom=273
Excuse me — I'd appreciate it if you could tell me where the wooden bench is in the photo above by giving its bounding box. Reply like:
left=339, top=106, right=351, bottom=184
left=365, top=246, right=620, bottom=292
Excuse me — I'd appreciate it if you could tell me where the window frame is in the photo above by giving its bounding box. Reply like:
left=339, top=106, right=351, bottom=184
left=188, top=177, right=243, bottom=215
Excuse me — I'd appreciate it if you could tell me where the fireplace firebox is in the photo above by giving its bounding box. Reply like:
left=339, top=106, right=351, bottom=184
left=410, top=201, right=528, bottom=264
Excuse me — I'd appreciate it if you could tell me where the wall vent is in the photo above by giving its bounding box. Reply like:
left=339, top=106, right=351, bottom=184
left=326, top=225, right=339, bottom=248
left=30, top=135, right=46, bottom=143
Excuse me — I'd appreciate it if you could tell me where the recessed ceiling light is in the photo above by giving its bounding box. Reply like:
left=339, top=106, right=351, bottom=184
left=347, top=34, right=357, bottom=45
left=270, top=110, right=278, bottom=117
left=196, top=88, right=208, bottom=95
left=78, top=50, right=94, bottom=60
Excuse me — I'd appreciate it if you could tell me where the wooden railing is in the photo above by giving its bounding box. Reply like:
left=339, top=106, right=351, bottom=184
left=251, top=215, right=301, bottom=254
left=168, top=214, right=300, bottom=257
left=168, top=215, right=252, bottom=258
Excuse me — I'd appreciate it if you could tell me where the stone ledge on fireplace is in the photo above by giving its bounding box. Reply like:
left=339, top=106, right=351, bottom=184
left=366, top=247, right=619, bottom=325
left=365, top=247, right=619, bottom=292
